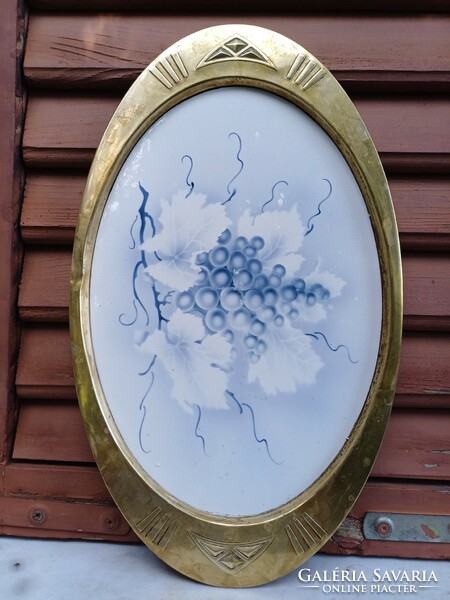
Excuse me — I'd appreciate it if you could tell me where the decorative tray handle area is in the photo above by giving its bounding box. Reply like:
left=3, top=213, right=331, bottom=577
left=70, top=24, right=402, bottom=588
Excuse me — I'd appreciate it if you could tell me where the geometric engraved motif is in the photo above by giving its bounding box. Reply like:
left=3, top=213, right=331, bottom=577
left=197, top=35, right=275, bottom=70
left=188, top=531, right=273, bottom=573
left=285, top=512, right=328, bottom=555
left=135, top=507, right=178, bottom=550
left=286, top=54, right=326, bottom=91
left=150, top=52, right=189, bottom=89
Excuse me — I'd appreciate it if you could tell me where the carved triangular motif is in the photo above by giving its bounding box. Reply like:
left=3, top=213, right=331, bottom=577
left=225, top=36, right=248, bottom=53
left=238, top=46, right=267, bottom=62
left=197, top=35, right=275, bottom=70
left=189, top=531, right=273, bottom=573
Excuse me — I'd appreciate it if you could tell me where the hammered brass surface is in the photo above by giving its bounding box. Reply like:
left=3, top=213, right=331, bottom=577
left=70, top=24, right=403, bottom=587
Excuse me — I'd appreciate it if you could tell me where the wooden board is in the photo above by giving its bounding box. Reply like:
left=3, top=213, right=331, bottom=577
left=20, top=172, right=450, bottom=249
left=22, top=93, right=450, bottom=172
left=23, top=14, right=450, bottom=91
left=12, top=400, right=94, bottom=463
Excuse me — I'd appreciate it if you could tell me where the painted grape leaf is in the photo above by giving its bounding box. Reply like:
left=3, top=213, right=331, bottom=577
left=143, top=191, right=231, bottom=291
left=248, top=321, right=323, bottom=395
left=237, top=207, right=305, bottom=275
left=141, top=310, right=232, bottom=413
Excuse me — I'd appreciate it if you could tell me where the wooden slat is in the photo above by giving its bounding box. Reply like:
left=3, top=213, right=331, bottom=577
left=21, top=171, right=85, bottom=244
left=391, top=177, right=450, bottom=250
left=15, top=325, right=450, bottom=407
left=372, top=409, right=450, bottom=480
left=25, top=1, right=450, bottom=12
left=402, top=253, right=450, bottom=331
left=5, top=462, right=109, bottom=501
left=19, top=248, right=71, bottom=322
left=21, top=172, right=450, bottom=249
left=16, top=325, right=75, bottom=400
left=18, top=248, right=450, bottom=329
left=22, top=93, right=450, bottom=172
left=12, top=400, right=93, bottom=463
left=24, top=14, right=450, bottom=91
left=0, top=496, right=134, bottom=539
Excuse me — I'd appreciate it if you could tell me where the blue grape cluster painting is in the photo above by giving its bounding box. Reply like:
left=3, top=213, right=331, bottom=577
left=121, top=132, right=354, bottom=464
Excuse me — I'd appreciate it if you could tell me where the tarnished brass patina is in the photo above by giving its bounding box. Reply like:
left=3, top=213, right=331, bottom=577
left=70, top=25, right=402, bottom=587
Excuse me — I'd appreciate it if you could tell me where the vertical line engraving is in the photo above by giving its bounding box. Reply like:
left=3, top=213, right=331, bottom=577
left=285, top=513, right=328, bottom=555
left=287, top=54, right=325, bottom=90
left=150, top=52, right=189, bottom=89
left=136, top=507, right=178, bottom=549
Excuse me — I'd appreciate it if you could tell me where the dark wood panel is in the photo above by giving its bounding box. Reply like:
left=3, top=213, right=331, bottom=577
left=12, top=400, right=93, bottom=463
left=18, top=248, right=450, bottom=330
left=15, top=325, right=450, bottom=406
left=21, top=173, right=450, bottom=249
left=22, top=93, right=450, bottom=172
left=24, top=14, right=450, bottom=90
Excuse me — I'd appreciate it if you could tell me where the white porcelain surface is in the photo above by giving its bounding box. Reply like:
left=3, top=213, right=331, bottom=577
left=90, top=87, right=382, bottom=517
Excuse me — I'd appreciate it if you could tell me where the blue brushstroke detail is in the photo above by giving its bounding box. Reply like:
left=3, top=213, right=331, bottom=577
left=120, top=183, right=171, bottom=329
left=194, top=404, right=208, bottom=456
left=242, top=403, right=282, bottom=465
left=129, top=215, right=138, bottom=249
left=226, top=390, right=280, bottom=465
left=305, top=178, right=333, bottom=236
left=138, top=369, right=155, bottom=454
left=119, top=259, right=149, bottom=326
left=226, top=389, right=243, bottom=414
left=306, top=331, right=358, bottom=364
left=261, top=180, right=288, bottom=213
left=222, top=132, right=243, bottom=205
left=139, top=354, right=156, bottom=377
left=181, top=154, right=195, bottom=198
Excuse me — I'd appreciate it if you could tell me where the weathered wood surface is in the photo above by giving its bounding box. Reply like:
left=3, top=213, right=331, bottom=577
left=25, top=1, right=450, bottom=12
left=15, top=325, right=450, bottom=407
left=24, top=14, right=450, bottom=91
left=0, top=496, right=134, bottom=539
left=0, top=0, right=26, bottom=463
left=13, top=400, right=93, bottom=463
left=21, top=172, right=450, bottom=249
left=4, top=462, right=109, bottom=501
left=22, top=93, right=450, bottom=172
left=18, top=248, right=450, bottom=330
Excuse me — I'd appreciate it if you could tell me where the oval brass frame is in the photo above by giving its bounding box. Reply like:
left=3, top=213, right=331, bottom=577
left=70, top=24, right=402, bottom=588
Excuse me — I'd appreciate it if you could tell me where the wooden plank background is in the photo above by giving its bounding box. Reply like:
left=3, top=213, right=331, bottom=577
left=1, top=3, right=449, bottom=557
